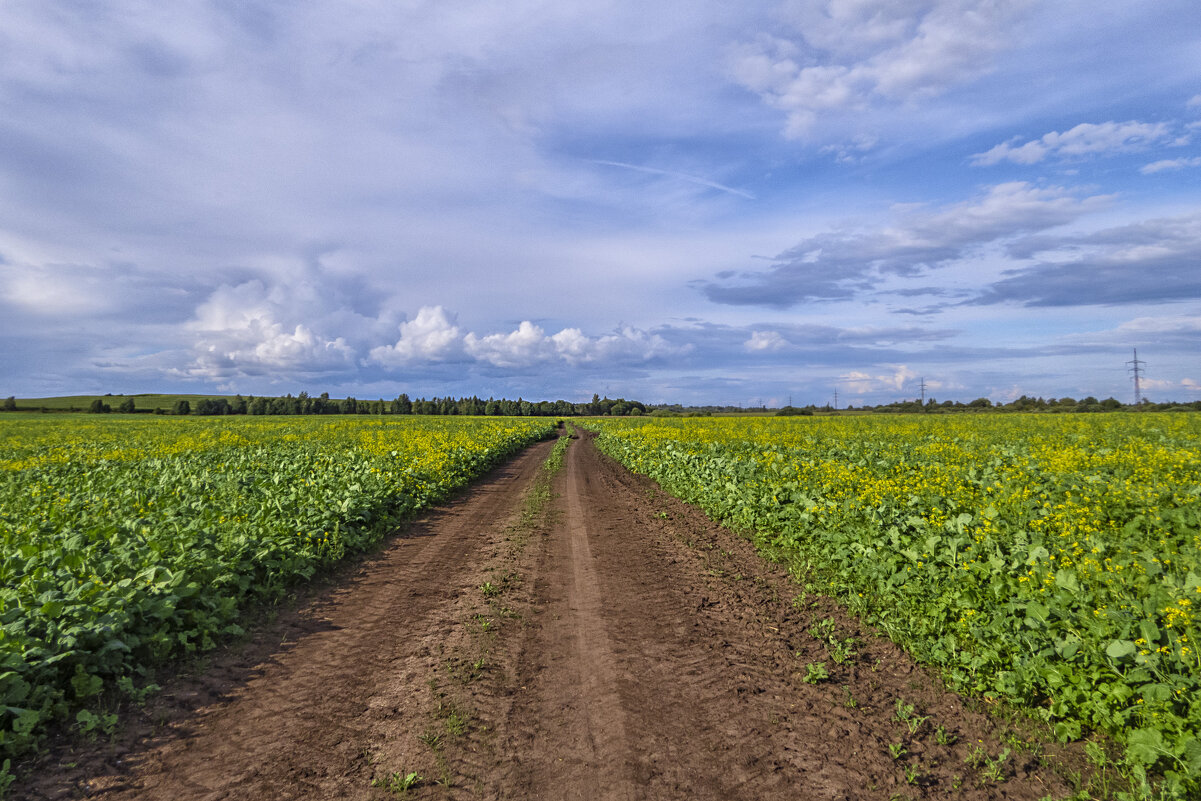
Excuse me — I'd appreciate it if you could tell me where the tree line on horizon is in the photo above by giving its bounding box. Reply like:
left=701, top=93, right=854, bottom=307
left=2, top=392, right=1199, bottom=417
left=0, top=393, right=648, bottom=417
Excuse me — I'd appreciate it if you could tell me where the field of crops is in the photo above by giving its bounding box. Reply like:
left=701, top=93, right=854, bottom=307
left=0, top=414, right=555, bottom=763
left=590, top=414, right=1201, bottom=796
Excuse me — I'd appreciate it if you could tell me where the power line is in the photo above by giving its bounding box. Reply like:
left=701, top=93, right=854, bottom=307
left=919, top=377, right=927, bottom=404
left=1127, top=348, right=1146, bottom=405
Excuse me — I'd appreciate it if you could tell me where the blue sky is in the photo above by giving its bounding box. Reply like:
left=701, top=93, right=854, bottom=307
left=2, top=1, right=1199, bottom=406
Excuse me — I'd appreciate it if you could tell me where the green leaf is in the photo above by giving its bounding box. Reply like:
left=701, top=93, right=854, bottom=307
left=1053, top=569, right=1079, bottom=594
left=1105, top=639, right=1136, bottom=661
left=1180, top=736, right=1201, bottom=773
left=1125, top=728, right=1165, bottom=765
left=38, top=600, right=65, bottom=619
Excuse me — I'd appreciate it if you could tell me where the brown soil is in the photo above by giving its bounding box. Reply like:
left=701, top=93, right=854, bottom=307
left=17, top=432, right=1085, bottom=801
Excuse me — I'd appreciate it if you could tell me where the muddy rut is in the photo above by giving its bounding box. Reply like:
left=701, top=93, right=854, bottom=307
left=21, top=432, right=1084, bottom=800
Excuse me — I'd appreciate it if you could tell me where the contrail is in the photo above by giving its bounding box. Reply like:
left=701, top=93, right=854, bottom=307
left=592, top=160, right=755, bottom=200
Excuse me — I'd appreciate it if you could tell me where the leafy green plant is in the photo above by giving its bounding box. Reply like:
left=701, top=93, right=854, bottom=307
left=893, top=698, right=929, bottom=735
left=889, top=742, right=907, bottom=760
left=116, top=676, right=161, bottom=707
left=964, top=744, right=988, bottom=770
left=981, top=748, right=1010, bottom=783
left=803, top=662, right=829, bottom=684
left=372, top=771, right=422, bottom=794
left=75, top=708, right=118, bottom=737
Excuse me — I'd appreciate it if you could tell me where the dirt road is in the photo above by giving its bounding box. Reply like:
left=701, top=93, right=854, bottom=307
left=22, top=432, right=1081, bottom=800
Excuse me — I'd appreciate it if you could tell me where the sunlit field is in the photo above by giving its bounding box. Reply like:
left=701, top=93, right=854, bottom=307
left=590, top=414, right=1201, bottom=791
left=0, top=414, right=554, bottom=760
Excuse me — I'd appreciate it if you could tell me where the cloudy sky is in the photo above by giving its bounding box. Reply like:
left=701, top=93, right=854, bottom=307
left=2, top=1, right=1199, bottom=406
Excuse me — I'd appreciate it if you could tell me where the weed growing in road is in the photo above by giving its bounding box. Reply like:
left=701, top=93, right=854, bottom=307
left=75, top=708, right=118, bottom=738
left=893, top=698, right=929, bottom=735
left=905, top=763, right=922, bottom=785
left=372, top=771, right=422, bottom=795
left=829, top=636, right=857, bottom=664
left=935, top=724, right=957, bottom=745
left=889, top=742, right=908, bottom=760
left=445, top=709, right=470, bottom=738
left=807, top=617, right=858, bottom=665
left=480, top=581, right=500, bottom=597
left=116, top=676, right=161, bottom=708
left=842, top=685, right=858, bottom=709
left=0, top=760, right=14, bottom=800
left=803, top=662, right=829, bottom=684
left=980, top=749, right=1010, bottom=783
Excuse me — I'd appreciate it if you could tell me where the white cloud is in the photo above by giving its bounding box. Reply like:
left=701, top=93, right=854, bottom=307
left=369, top=306, right=464, bottom=367
left=1114, top=316, right=1201, bottom=335
left=728, top=0, right=1032, bottom=137
left=464, top=321, right=555, bottom=367
left=745, top=330, right=788, bottom=351
left=838, top=365, right=920, bottom=395
left=189, top=280, right=357, bottom=379
left=367, top=312, right=686, bottom=372
left=1140, top=156, right=1201, bottom=174
left=1188, top=94, right=1201, bottom=109
left=464, top=320, right=683, bottom=368
left=972, top=120, right=1173, bottom=165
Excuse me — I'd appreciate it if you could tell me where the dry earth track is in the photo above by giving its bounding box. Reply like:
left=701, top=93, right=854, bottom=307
left=19, top=431, right=1085, bottom=800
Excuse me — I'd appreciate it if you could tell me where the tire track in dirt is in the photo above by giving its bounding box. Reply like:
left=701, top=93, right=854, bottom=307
left=20, top=438, right=556, bottom=801
left=496, top=437, right=637, bottom=800
left=459, top=431, right=1085, bottom=800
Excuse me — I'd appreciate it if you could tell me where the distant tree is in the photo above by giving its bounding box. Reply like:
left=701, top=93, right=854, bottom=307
left=117, top=397, right=137, bottom=413
left=391, top=393, right=412, bottom=414
left=1, top=396, right=16, bottom=412
left=967, top=397, right=992, bottom=408
left=194, top=398, right=231, bottom=415
left=172, top=399, right=191, bottom=416
left=88, top=398, right=111, bottom=414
